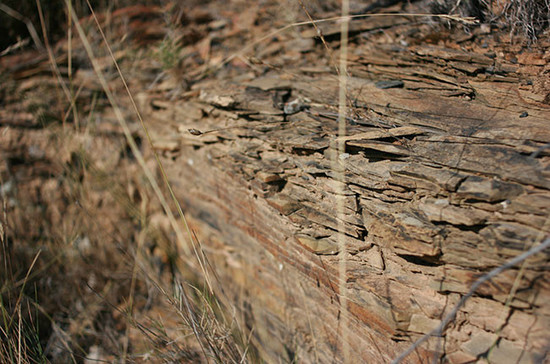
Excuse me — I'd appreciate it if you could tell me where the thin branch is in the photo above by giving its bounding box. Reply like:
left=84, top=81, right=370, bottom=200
left=392, top=236, right=550, bottom=364
left=0, top=2, right=44, bottom=50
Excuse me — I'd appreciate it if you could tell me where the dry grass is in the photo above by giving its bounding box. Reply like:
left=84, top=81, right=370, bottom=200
left=432, top=0, right=550, bottom=41
left=335, top=1, right=350, bottom=362
left=1, top=1, right=251, bottom=362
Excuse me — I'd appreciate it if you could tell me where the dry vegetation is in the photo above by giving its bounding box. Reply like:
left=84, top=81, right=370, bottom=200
left=1, top=0, right=549, bottom=363
left=1, top=1, right=255, bottom=362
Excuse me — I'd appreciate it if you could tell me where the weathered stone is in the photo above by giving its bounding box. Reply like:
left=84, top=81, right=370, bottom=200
left=446, top=350, right=478, bottom=364
left=500, top=311, right=550, bottom=350
left=256, top=171, right=283, bottom=183
left=295, top=235, right=339, bottom=255
left=461, top=297, right=509, bottom=332
left=199, top=90, right=237, bottom=108
left=488, top=338, right=536, bottom=364
left=460, top=329, right=498, bottom=357
left=456, top=175, right=524, bottom=202
left=265, top=194, right=301, bottom=215
left=362, top=245, right=385, bottom=271
left=408, top=314, right=441, bottom=334
left=389, top=164, right=466, bottom=192
left=419, top=197, right=489, bottom=226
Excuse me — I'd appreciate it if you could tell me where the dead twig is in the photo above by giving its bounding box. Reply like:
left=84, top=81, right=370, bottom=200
left=392, top=236, right=550, bottom=364
left=0, top=2, right=44, bottom=51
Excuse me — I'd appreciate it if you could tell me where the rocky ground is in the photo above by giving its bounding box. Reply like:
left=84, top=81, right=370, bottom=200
left=1, top=0, right=549, bottom=363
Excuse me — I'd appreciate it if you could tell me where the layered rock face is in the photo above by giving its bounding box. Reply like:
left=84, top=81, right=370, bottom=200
left=146, top=34, right=550, bottom=363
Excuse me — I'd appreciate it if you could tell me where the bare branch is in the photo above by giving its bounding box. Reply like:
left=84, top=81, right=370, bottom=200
left=392, top=236, right=550, bottom=364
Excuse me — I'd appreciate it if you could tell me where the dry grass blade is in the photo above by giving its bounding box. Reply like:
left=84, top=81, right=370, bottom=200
left=219, top=12, right=477, bottom=69
left=336, top=0, right=350, bottom=362
left=34, top=0, right=71, bottom=105
left=0, top=37, right=29, bottom=56
left=298, top=0, right=339, bottom=76
left=0, top=2, right=43, bottom=50
left=9, top=251, right=41, bottom=330
left=0, top=249, right=44, bottom=364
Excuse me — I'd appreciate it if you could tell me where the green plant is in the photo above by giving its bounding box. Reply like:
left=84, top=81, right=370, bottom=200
left=155, top=36, right=182, bottom=71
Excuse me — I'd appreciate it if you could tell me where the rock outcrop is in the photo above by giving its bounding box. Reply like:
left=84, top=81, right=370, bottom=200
left=146, top=20, right=550, bottom=362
